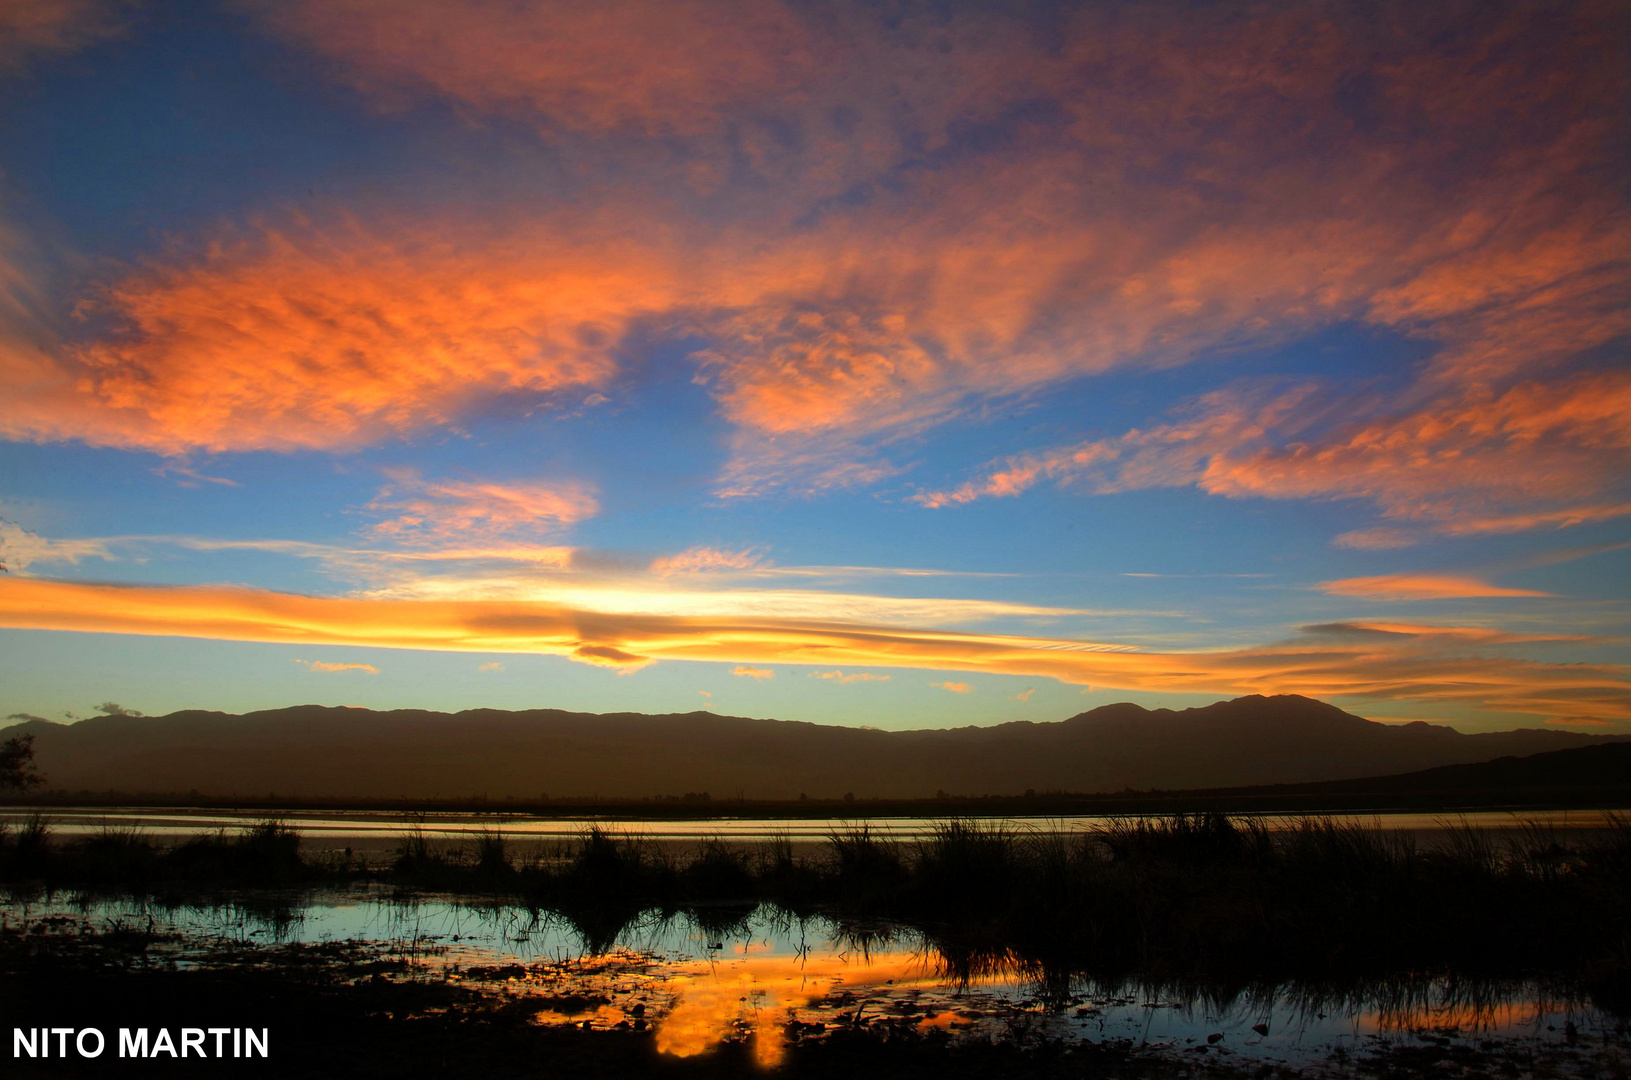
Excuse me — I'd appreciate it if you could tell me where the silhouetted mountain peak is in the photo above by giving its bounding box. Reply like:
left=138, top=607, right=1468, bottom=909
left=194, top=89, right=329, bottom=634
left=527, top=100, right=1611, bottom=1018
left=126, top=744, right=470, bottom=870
left=14, top=694, right=1625, bottom=799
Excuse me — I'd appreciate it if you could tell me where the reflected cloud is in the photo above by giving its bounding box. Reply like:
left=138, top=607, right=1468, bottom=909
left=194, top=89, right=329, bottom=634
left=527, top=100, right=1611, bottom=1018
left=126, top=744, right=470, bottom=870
left=655, top=948, right=936, bottom=1066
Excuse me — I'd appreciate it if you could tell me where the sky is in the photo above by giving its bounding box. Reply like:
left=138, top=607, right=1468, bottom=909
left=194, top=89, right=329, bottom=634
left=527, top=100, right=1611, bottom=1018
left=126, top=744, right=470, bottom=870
left=0, top=0, right=1627, bottom=733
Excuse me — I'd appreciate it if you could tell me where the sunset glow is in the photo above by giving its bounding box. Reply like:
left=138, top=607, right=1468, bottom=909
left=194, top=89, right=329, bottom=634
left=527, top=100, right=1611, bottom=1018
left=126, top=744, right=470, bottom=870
left=0, top=0, right=1625, bottom=733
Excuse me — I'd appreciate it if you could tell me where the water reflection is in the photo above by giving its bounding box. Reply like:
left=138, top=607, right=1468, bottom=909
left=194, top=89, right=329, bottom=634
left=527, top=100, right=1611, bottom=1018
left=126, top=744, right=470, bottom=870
left=4, top=807, right=1620, bottom=856
left=1, top=887, right=1616, bottom=1069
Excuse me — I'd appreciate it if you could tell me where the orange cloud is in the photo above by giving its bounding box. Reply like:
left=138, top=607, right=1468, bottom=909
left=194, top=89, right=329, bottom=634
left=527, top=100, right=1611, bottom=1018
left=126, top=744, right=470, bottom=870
left=294, top=658, right=379, bottom=674
left=1011, top=688, right=1035, bottom=702
left=477, top=661, right=503, bottom=672
left=3, top=216, right=679, bottom=453
left=367, top=470, right=597, bottom=543
left=731, top=665, right=773, bottom=680
left=7, top=575, right=1620, bottom=723
left=1318, top=575, right=1555, bottom=602
left=3, top=0, right=1623, bottom=514
left=920, top=370, right=1631, bottom=540
left=931, top=681, right=972, bottom=694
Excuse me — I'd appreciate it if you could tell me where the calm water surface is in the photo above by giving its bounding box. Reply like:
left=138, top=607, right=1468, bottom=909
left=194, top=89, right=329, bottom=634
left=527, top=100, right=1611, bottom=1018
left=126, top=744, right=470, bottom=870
left=2, top=887, right=1619, bottom=1070
left=3, top=806, right=1623, bottom=857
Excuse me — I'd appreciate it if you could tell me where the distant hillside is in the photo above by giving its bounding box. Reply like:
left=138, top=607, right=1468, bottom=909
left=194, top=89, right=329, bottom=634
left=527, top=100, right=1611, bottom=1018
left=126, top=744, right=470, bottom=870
left=1283, top=740, right=1631, bottom=796
left=4, top=695, right=1625, bottom=801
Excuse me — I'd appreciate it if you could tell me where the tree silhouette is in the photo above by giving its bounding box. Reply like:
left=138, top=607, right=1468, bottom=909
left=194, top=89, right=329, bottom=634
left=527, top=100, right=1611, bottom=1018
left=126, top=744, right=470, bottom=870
left=0, top=734, right=42, bottom=792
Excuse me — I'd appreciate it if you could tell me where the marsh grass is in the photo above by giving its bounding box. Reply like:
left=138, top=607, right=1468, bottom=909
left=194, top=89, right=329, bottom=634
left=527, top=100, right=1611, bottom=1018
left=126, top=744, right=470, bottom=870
left=470, top=829, right=512, bottom=878
left=3, top=811, right=1628, bottom=993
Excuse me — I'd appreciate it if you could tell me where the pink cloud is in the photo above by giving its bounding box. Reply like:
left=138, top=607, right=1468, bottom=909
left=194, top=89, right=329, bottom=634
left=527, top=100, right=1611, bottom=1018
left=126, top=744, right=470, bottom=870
left=649, top=547, right=764, bottom=576
left=368, top=471, right=598, bottom=544
left=249, top=0, right=822, bottom=136
left=0, top=0, right=125, bottom=72
left=931, top=681, right=972, bottom=694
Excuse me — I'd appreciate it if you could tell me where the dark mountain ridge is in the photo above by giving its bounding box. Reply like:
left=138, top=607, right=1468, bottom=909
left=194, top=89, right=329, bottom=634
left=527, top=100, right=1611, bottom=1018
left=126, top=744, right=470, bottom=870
left=4, top=694, right=1623, bottom=801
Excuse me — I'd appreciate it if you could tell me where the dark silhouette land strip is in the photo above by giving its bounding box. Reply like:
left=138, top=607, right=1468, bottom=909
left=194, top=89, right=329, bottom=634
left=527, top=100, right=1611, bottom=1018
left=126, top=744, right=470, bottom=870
left=4, top=695, right=1625, bottom=805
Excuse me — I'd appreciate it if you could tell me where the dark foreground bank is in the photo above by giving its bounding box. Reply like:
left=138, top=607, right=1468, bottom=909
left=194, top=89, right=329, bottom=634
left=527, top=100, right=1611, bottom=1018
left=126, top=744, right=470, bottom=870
left=3, top=916, right=1626, bottom=1080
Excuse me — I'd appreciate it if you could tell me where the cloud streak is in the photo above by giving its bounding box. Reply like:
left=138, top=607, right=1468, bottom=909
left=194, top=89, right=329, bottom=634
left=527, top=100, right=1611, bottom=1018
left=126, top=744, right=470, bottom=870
left=2, top=576, right=1625, bottom=724
left=1318, top=575, right=1556, bottom=602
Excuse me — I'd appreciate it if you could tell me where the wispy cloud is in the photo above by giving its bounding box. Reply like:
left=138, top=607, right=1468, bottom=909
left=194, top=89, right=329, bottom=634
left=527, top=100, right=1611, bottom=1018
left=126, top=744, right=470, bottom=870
left=248, top=0, right=819, bottom=137
left=1331, top=527, right=1420, bottom=551
left=367, top=470, right=598, bottom=544
left=0, top=518, right=112, bottom=574
left=916, top=371, right=1631, bottom=543
left=649, top=547, right=764, bottom=576
left=294, top=658, right=379, bottom=674
left=478, top=661, right=504, bottom=672
left=732, top=665, right=774, bottom=680
left=0, top=0, right=126, bottom=73
left=808, top=670, right=891, bottom=685
left=932, top=681, right=972, bottom=694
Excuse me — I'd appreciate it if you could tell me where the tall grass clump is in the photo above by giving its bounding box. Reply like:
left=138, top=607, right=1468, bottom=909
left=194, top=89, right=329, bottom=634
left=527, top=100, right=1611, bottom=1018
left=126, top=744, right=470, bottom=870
left=681, top=836, right=753, bottom=899
left=826, top=824, right=906, bottom=907
left=470, top=829, right=512, bottom=878
left=392, top=825, right=444, bottom=879
left=913, top=818, right=1017, bottom=912
left=73, top=823, right=159, bottom=884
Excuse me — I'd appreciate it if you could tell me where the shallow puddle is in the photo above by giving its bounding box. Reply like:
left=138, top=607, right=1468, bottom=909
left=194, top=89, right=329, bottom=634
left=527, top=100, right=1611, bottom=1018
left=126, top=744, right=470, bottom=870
left=2, top=887, right=1620, bottom=1072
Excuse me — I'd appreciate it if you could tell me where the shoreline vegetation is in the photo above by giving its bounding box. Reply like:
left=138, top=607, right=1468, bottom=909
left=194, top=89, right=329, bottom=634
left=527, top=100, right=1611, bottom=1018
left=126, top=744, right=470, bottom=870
left=3, top=812, right=1628, bottom=1004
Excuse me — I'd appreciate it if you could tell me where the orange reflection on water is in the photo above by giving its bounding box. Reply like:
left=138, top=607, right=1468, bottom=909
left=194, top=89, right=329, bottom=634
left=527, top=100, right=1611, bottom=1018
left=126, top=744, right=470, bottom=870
left=653, top=946, right=936, bottom=1067
left=915, top=1009, right=974, bottom=1033
left=1361, top=1000, right=1552, bottom=1034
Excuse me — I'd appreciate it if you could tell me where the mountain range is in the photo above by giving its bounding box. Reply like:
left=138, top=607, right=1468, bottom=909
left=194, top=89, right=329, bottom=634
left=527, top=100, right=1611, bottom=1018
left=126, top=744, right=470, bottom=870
left=5, top=694, right=1625, bottom=801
